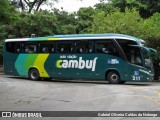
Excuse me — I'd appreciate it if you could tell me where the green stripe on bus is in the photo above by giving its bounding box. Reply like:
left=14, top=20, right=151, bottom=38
left=24, top=54, right=39, bottom=72
left=15, top=54, right=29, bottom=76
left=29, top=37, right=49, bottom=41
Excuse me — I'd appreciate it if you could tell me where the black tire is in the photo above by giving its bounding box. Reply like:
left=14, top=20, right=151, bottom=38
left=28, top=69, right=40, bottom=80
left=107, top=71, right=121, bottom=84
left=120, top=81, right=126, bottom=84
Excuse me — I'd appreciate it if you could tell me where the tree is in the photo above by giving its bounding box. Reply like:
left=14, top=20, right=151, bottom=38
left=76, top=7, right=95, bottom=33
left=94, top=2, right=116, bottom=13
left=88, top=8, right=144, bottom=37
left=0, top=0, right=16, bottom=24
left=142, top=13, right=160, bottom=50
left=11, top=11, right=58, bottom=37
left=110, top=0, right=160, bottom=18
left=0, top=40, right=3, bottom=64
left=10, top=0, right=59, bottom=13
left=53, top=8, right=77, bottom=34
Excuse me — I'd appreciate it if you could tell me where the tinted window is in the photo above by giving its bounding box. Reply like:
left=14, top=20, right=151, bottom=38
left=76, top=41, right=93, bottom=53
left=116, top=39, right=137, bottom=54
left=95, top=40, right=118, bottom=55
left=39, top=42, right=55, bottom=53
left=130, top=48, right=143, bottom=66
left=22, top=42, right=37, bottom=53
left=6, top=42, right=21, bottom=53
left=116, top=39, right=140, bottom=63
left=57, top=42, right=74, bottom=53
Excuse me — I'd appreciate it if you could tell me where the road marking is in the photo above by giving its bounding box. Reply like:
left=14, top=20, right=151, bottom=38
left=157, top=90, right=160, bottom=97
left=141, top=95, right=160, bottom=104
left=128, top=88, right=160, bottom=105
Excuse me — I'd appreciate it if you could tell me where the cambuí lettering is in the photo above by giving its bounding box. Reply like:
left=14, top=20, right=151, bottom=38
left=56, top=57, right=98, bottom=71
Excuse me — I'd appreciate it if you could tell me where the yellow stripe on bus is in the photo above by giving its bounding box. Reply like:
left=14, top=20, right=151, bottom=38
left=34, top=54, right=49, bottom=77
left=48, top=38, right=59, bottom=40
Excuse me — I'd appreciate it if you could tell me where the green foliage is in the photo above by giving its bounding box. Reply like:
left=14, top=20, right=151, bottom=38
left=88, top=8, right=143, bottom=36
left=53, top=9, right=77, bottom=34
left=76, top=7, right=95, bottom=33
left=10, top=0, right=59, bottom=13
left=6, top=11, right=58, bottom=38
left=111, top=0, right=160, bottom=18
left=0, top=0, right=17, bottom=24
left=94, top=2, right=116, bottom=13
left=142, top=13, right=160, bottom=51
left=0, top=40, right=4, bottom=64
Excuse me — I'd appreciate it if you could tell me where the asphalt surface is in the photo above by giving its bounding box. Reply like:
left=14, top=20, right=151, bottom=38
left=0, top=74, right=160, bottom=120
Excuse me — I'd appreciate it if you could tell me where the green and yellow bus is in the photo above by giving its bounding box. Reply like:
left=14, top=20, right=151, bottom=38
left=3, top=34, right=157, bottom=84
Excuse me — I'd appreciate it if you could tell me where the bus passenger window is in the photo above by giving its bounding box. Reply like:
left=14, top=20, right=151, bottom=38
left=71, top=47, right=74, bottom=52
left=76, top=41, right=93, bottom=53
left=23, top=43, right=37, bottom=53
left=42, top=47, right=49, bottom=53
left=57, top=42, right=73, bottom=53
left=79, top=48, right=83, bottom=53
left=6, top=42, right=21, bottom=53
left=102, top=48, right=109, bottom=53
left=39, top=42, right=54, bottom=53
left=96, top=40, right=118, bottom=56
left=61, top=48, right=64, bottom=52
left=51, top=48, right=55, bottom=53
left=16, top=48, right=20, bottom=53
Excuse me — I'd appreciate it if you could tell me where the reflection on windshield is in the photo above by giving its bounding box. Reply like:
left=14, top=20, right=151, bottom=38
left=142, top=50, right=153, bottom=69
left=128, top=48, right=153, bottom=69
left=130, top=49, right=143, bottom=66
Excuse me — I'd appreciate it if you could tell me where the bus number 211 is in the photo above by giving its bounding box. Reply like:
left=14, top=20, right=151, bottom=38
left=132, top=76, right=141, bottom=81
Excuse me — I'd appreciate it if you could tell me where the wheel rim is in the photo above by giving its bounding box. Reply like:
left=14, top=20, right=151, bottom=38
left=111, top=74, right=118, bottom=81
left=31, top=71, right=38, bottom=79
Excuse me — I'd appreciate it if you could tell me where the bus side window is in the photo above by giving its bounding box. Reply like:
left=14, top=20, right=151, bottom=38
left=23, top=43, right=37, bottom=53
left=6, top=42, right=21, bottom=53
left=102, top=48, right=109, bottom=53
left=76, top=41, right=93, bottom=53
left=96, top=41, right=109, bottom=53
left=39, top=42, right=54, bottom=53
left=57, top=42, right=74, bottom=53
left=51, top=48, right=55, bottom=53
left=96, top=40, right=118, bottom=56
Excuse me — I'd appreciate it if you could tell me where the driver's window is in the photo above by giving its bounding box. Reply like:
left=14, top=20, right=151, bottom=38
left=142, top=50, right=152, bottom=69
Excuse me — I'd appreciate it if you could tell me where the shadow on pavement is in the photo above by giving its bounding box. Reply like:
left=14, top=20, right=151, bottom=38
left=6, top=76, right=153, bottom=86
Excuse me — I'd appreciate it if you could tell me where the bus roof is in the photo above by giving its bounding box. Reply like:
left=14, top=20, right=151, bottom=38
left=5, top=33, right=144, bottom=43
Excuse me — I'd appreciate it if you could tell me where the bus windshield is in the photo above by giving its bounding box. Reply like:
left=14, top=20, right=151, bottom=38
left=128, top=47, right=153, bottom=69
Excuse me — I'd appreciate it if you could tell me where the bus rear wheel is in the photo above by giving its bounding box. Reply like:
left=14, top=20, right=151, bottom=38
left=107, top=71, right=121, bottom=84
left=28, top=69, right=40, bottom=80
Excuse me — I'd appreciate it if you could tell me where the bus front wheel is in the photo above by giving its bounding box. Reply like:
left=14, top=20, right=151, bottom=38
left=107, top=71, right=121, bottom=84
left=28, top=69, right=40, bottom=80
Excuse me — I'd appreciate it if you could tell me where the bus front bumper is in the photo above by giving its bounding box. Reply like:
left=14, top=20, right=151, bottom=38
left=147, top=74, right=154, bottom=81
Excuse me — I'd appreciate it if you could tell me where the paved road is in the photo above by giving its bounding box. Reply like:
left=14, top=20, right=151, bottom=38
left=0, top=74, right=160, bottom=120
